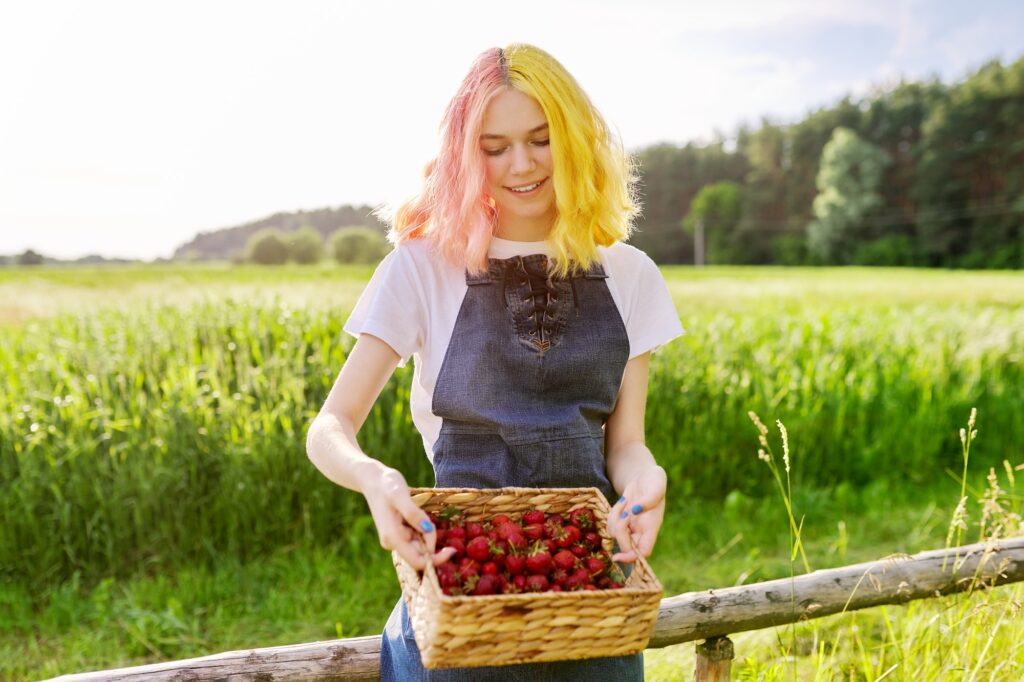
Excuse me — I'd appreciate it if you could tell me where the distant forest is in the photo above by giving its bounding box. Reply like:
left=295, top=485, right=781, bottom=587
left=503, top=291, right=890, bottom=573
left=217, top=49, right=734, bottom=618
left=167, top=56, right=1021, bottom=268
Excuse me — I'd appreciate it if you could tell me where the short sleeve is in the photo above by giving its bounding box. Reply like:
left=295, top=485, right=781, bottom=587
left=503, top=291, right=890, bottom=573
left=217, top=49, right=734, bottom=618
left=343, top=245, right=425, bottom=367
left=624, top=252, right=685, bottom=359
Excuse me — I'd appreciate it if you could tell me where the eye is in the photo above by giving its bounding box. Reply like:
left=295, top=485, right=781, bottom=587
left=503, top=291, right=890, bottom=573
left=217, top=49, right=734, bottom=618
left=483, top=147, right=507, bottom=157
left=532, top=138, right=550, bottom=147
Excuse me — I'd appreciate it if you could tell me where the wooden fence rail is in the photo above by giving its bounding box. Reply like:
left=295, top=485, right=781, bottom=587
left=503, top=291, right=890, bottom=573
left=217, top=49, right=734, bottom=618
left=49, top=536, right=1024, bottom=681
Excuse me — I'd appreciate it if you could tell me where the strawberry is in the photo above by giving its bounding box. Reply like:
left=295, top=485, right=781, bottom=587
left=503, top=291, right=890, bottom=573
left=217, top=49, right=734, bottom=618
left=550, top=584, right=564, bottom=592
left=547, top=513, right=563, bottom=526
left=525, top=544, right=553, bottom=575
left=584, top=554, right=608, bottom=577
left=445, top=537, right=465, bottom=559
left=522, top=523, right=545, bottom=541
left=447, top=526, right=466, bottom=543
left=491, top=514, right=512, bottom=527
left=543, top=538, right=559, bottom=554
left=551, top=568, right=569, bottom=586
left=505, top=530, right=528, bottom=552
left=482, top=561, right=499, bottom=575
left=466, top=521, right=485, bottom=539
left=570, top=544, right=589, bottom=558
left=525, top=574, right=549, bottom=592
left=472, top=573, right=501, bottom=595
left=583, top=531, right=603, bottom=550
left=584, top=584, right=598, bottom=591
left=457, top=557, right=480, bottom=579
left=556, top=524, right=582, bottom=548
left=523, top=509, right=545, bottom=525
left=568, top=507, right=596, bottom=531
left=504, top=554, right=527, bottom=575
left=512, top=574, right=527, bottom=591
left=553, top=549, right=577, bottom=571
left=466, top=536, right=491, bottom=562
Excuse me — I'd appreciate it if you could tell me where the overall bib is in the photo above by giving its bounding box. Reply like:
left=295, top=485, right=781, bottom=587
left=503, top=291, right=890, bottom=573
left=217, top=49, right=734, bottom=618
left=380, top=254, right=644, bottom=681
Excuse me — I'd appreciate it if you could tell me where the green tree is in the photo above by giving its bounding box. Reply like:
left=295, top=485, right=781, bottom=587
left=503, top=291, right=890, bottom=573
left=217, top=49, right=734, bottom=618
left=288, top=225, right=325, bottom=264
left=16, top=249, right=44, bottom=266
left=330, top=226, right=389, bottom=264
left=807, top=127, right=891, bottom=263
left=245, top=228, right=289, bottom=265
left=682, top=181, right=743, bottom=264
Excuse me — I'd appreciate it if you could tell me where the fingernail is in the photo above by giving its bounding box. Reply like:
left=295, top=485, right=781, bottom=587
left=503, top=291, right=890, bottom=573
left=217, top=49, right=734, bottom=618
left=617, top=496, right=625, bottom=505
left=620, top=510, right=628, bottom=519
left=420, top=519, right=434, bottom=532
left=631, top=504, right=644, bottom=514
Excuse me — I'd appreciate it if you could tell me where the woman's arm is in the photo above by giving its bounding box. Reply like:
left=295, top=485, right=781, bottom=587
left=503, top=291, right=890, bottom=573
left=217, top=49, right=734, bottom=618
left=306, top=333, right=454, bottom=570
left=604, top=351, right=668, bottom=563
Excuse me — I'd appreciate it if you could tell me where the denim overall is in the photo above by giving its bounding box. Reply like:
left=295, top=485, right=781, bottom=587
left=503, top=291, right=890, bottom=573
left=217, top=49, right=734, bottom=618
left=380, top=254, right=644, bottom=681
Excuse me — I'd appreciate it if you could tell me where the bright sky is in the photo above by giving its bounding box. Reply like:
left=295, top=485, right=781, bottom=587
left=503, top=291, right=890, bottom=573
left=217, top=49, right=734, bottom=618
left=2, top=0, right=1022, bottom=260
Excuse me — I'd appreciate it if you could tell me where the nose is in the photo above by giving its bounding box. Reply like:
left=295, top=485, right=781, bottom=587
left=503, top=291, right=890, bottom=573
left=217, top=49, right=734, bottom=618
left=509, top=143, right=535, bottom=175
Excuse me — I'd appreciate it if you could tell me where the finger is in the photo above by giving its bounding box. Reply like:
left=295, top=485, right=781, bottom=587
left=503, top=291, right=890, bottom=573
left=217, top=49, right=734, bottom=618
left=396, top=496, right=437, bottom=556
left=607, top=494, right=627, bottom=540
left=609, top=508, right=636, bottom=563
left=390, top=528, right=426, bottom=571
left=433, top=546, right=457, bottom=565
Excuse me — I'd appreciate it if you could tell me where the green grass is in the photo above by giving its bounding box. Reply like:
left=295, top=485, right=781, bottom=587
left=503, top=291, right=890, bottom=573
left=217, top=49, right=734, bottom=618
left=4, top=479, right=1014, bottom=681
left=1, top=263, right=1023, bottom=680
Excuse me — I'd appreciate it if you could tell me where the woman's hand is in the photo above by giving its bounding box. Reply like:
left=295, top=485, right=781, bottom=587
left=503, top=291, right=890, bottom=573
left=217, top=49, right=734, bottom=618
left=362, top=467, right=456, bottom=571
left=607, top=465, right=667, bottom=564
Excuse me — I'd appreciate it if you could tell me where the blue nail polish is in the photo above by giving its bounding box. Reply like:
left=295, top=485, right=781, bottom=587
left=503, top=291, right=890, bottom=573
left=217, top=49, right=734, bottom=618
left=420, top=519, right=434, bottom=532
left=620, top=510, right=628, bottom=519
left=617, top=495, right=625, bottom=505
left=631, top=504, right=644, bottom=514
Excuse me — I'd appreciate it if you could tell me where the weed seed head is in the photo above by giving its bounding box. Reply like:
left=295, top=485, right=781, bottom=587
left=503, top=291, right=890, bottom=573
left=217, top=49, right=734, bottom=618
left=968, top=407, right=977, bottom=430
left=777, top=420, right=790, bottom=473
left=757, top=448, right=770, bottom=463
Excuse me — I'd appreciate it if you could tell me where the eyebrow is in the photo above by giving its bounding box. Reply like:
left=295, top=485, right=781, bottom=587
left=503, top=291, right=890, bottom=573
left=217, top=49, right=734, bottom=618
left=480, top=123, right=549, bottom=140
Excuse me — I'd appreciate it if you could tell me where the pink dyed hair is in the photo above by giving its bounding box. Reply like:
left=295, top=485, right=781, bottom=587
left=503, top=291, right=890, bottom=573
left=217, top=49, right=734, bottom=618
left=384, top=44, right=638, bottom=275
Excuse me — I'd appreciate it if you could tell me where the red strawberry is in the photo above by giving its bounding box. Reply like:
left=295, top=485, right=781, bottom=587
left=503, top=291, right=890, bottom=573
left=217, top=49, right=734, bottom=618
left=525, top=544, right=553, bottom=575
left=457, top=557, right=480, bottom=579
left=609, top=581, right=624, bottom=589
left=482, top=561, right=499, bottom=575
left=523, top=509, right=545, bottom=525
left=550, top=584, right=564, bottom=592
left=525, top=575, right=549, bottom=592
left=557, top=524, right=582, bottom=548
left=547, top=513, right=564, bottom=526
left=553, top=549, right=577, bottom=571
left=505, top=554, right=527, bottom=575
left=491, top=514, right=512, bottom=527
left=437, top=562, right=459, bottom=589
left=584, top=584, right=598, bottom=591
left=584, top=554, right=608, bottom=577
left=583, top=531, right=602, bottom=550
left=466, top=521, right=485, bottom=539
left=472, top=573, right=501, bottom=595
left=570, top=544, right=589, bottom=558
left=543, top=538, right=559, bottom=554
left=505, top=531, right=528, bottom=552
left=551, top=568, right=569, bottom=586
left=522, top=523, right=545, bottom=541
left=466, top=536, right=491, bottom=562
left=447, top=526, right=466, bottom=543
left=445, top=537, right=465, bottom=558
left=512, top=574, right=527, bottom=591
left=568, top=508, right=596, bottom=530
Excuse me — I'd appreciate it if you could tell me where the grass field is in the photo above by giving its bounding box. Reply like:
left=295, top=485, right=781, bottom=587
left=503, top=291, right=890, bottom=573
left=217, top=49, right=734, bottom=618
left=1, top=263, right=1022, bottom=680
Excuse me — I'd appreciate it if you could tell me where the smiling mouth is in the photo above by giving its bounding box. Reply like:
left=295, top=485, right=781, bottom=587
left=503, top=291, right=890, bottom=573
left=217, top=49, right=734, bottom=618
left=505, top=178, right=547, bottom=193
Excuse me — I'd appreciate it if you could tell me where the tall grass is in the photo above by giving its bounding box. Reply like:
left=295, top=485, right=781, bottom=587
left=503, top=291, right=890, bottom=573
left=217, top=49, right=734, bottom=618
left=2, top=278, right=1023, bottom=589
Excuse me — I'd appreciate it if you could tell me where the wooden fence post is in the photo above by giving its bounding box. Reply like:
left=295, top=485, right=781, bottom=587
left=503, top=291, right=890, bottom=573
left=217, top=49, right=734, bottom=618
left=694, top=635, right=734, bottom=682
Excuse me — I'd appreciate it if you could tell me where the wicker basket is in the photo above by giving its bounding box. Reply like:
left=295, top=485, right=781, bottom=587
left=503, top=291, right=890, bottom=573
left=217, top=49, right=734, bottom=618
left=392, top=486, right=663, bottom=669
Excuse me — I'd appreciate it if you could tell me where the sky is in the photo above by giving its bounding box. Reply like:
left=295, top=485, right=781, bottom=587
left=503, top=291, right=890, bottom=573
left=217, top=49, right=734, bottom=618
left=1, top=0, right=1022, bottom=261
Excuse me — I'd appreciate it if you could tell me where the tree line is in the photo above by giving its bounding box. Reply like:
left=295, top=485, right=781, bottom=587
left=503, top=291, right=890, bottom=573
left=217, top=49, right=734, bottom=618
left=632, top=56, right=1024, bottom=267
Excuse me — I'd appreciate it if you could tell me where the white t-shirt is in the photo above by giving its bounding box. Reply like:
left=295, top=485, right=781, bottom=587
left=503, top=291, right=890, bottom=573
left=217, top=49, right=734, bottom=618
left=343, top=236, right=684, bottom=459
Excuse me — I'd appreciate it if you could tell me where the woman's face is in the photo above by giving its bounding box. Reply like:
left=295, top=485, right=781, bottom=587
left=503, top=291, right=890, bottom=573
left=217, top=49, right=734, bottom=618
left=479, top=87, right=556, bottom=232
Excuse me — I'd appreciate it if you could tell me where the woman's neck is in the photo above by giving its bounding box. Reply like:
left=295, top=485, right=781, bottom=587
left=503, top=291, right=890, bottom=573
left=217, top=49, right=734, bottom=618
left=494, top=212, right=555, bottom=242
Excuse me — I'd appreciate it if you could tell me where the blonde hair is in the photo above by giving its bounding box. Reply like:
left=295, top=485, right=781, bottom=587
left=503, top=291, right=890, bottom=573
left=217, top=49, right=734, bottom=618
left=387, top=43, right=639, bottom=278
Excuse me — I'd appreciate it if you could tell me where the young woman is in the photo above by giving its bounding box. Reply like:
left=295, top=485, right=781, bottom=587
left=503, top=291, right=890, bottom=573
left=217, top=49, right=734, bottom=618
left=306, top=43, right=683, bottom=680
